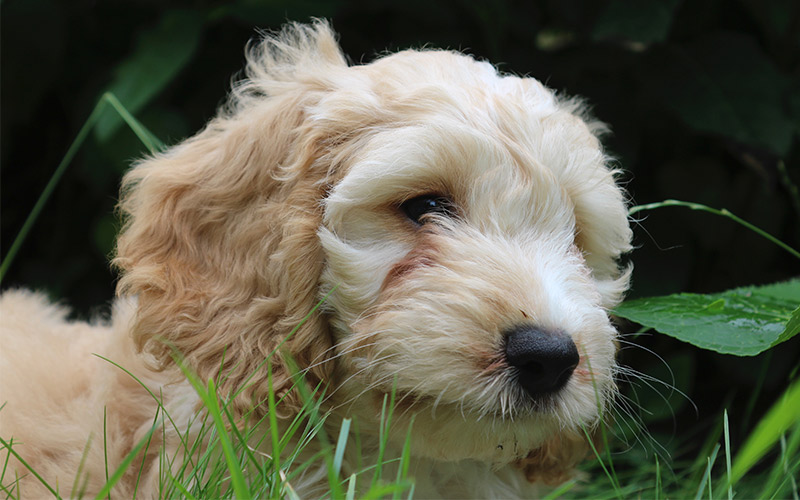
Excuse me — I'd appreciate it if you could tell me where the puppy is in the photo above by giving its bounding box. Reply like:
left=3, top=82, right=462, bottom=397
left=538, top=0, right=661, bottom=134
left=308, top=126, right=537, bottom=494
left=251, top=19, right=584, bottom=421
left=0, top=21, right=632, bottom=498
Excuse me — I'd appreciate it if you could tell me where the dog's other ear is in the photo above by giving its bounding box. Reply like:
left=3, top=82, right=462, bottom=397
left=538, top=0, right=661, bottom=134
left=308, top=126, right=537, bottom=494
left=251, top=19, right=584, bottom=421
left=114, top=21, right=345, bottom=417
left=515, top=431, right=590, bottom=486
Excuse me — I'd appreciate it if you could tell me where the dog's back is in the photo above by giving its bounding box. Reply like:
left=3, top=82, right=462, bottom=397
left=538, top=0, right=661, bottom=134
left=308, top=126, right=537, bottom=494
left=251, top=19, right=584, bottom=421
left=0, top=291, right=176, bottom=497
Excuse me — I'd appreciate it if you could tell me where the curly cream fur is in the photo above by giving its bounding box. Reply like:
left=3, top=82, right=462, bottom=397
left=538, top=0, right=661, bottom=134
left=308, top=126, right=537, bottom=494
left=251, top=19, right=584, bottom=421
left=1, top=21, right=631, bottom=498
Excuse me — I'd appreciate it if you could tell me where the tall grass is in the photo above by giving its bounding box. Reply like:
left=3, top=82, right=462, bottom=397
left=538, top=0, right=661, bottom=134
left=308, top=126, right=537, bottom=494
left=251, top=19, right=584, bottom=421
left=563, top=378, right=800, bottom=499
left=0, top=349, right=416, bottom=499
left=2, top=352, right=796, bottom=498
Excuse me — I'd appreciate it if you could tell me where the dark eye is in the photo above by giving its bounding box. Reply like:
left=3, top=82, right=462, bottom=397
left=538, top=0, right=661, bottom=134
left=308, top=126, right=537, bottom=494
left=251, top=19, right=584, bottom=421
left=400, top=195, right=454, bottom=225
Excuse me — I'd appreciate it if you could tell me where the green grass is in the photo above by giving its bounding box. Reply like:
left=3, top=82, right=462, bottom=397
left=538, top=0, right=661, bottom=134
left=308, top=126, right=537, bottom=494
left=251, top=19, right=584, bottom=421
left=0, top=358, right=416, bottom=499
left=1, top=354, right=797, bottom=499
left=561, top=378, right=800, bottom=500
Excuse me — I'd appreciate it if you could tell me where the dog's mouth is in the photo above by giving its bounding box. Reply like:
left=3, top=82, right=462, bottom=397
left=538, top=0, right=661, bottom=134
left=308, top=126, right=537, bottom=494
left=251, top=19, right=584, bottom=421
left=384, top=387, right=560, bottom=421
left=333, top=327, right=605, bottom=423
left=376, top=362, right=581, bottom=422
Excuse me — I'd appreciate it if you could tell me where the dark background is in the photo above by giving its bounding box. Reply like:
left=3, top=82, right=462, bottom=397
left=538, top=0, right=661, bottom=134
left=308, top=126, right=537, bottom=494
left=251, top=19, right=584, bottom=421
left=2, top=0, right=799, bottom=481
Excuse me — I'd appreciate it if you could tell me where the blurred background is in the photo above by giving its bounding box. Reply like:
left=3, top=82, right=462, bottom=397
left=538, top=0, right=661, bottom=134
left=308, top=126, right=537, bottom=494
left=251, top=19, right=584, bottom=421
left=2, top=0, right=799, bottom=480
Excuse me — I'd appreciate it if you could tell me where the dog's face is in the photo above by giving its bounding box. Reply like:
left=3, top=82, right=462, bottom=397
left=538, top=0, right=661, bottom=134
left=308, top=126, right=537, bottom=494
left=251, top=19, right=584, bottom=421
left=317, top=51, right=631, bottom=463
left=114, top=22, right=631, bottom=480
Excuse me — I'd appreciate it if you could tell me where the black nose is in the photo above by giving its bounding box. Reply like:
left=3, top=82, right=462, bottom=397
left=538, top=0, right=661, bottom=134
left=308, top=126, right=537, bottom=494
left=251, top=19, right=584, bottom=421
left=504, top=324, right=580, bottom=397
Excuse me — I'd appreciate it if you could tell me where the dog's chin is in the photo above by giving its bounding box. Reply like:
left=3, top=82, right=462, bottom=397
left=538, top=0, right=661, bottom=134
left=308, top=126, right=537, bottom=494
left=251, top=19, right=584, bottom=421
left=329, top=377, right=592, bottom=463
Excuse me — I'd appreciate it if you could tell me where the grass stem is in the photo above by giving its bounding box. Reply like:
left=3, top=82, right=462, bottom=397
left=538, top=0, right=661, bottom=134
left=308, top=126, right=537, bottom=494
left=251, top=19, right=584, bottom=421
left=629, top=199, right=800, bottom=260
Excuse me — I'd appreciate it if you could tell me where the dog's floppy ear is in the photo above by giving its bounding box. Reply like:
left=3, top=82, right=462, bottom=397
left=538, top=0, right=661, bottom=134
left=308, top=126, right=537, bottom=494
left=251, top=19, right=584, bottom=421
left=114, top=21, right=346, bottom=416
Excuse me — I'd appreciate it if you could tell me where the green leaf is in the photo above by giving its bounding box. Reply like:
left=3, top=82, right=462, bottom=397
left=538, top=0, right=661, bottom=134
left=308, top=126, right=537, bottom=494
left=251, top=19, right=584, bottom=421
left=94, top=9, right=204, bottom=142
left=614, top=279, right=800, bottom=356
left=640, top=33, right=794, bottom=156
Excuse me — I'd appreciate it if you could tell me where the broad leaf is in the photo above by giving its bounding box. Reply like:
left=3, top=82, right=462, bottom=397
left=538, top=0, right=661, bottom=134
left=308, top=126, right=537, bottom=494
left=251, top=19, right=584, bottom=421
left=614, top=279, right=800, bottom=356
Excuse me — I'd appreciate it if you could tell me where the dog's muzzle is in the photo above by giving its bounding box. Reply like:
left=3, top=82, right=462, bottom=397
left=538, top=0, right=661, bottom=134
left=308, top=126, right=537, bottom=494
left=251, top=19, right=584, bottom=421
left=504, top=325, right=580, bottom=398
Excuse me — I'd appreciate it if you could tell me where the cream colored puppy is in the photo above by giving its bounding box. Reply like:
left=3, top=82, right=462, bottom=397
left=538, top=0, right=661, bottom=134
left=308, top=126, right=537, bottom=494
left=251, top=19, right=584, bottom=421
left=0, top=21, right=631, bottom=498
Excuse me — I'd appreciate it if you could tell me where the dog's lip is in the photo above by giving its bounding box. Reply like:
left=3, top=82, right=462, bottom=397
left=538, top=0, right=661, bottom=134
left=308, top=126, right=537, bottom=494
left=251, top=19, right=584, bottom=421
left=376, top=381, right=566, bottom=420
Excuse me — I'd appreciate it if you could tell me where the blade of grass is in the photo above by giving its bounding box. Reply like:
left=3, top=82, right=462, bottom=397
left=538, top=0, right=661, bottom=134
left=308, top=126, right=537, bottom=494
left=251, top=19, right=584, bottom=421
left=655, top=454, right=661, bottom=500
left=1, top=435, right=13, bottom=487
left=690, top=419, right=725, bottom=485
left=361, top=482, right=413, bottom=500
left=70, top=434, right=94, bottom=499
left=103, top=407, right=110, bottom=500
left=280, top=470, right=302, bottom=500
left=724, top=410, right=733, bottom=500
left=346, top=473, right=357, bottom=500
left=392, top=415, right=414, bottom=500
left=693, top=443, right=720, bottom=500
left=707, top=457, right=714, bottom=499
left=0, top=436, right=61, bottom=499
left=333, top=418, right=352, bottom=478
left=1, top=436, right=21, bottom=500
left=132, top=406, right=163, bottom=499
left=267, top=364, right=284, bottom=496
left=279, top=404, right=316, bottom=458
left=169, top=412, right=213, bottom=495
left=583, top=350, right=621, bottom=495
left=208, top=374, right=264, bottom=476
left=93, top=354, right=187, bottom=452
left=0, top=98, right=104, bottom=282
left=0, top=481, right=19, bottom=499
left=0, top=92, right=163, bottom=282
left=351, top=415, right=363, bottom=472
left=581, top=424, right=622, bottom=499
left=542, top=479, right=577, bottom=499
left=371, top=383, right=399, bottom=490
left=278, top=353, right=345, bottom=499
left=167, top=473, right=199, bottom=500
left=156, top=393, right=170, bottom=500
left=760, top=423, right=800, bottom=498
left=102, top=92, right=164, bottom=153
left=189, top=376, right=250, bottom=500
left=94, top=425, right=156, bottom=500
left=170, top=346, right=252, bottom=498
left=629, top=199, right=800, bottom=260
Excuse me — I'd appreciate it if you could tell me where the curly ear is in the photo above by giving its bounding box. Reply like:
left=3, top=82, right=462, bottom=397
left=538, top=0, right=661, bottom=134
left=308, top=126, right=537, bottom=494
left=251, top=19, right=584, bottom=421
left=114, top=21, right=346, bottom=417
left=514, top=431, right=591, bottom=486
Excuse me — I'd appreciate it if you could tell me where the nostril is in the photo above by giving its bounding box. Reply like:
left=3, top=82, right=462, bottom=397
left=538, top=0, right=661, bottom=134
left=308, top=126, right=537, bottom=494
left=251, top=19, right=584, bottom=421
left=504, top=324, right=580, bottom=397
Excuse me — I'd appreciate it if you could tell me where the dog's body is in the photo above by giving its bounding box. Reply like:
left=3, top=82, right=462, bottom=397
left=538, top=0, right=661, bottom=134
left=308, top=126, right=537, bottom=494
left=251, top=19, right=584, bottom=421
left=1, top=22, right=631, bottom=498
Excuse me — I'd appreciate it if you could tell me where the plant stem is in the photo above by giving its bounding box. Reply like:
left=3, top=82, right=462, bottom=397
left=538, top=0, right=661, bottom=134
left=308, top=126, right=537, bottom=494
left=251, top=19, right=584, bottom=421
left=0, top=92, right=163, bottom=283
left=629, top=199, right=800, bottom=260
left=0, top=98, right=108, bottom=282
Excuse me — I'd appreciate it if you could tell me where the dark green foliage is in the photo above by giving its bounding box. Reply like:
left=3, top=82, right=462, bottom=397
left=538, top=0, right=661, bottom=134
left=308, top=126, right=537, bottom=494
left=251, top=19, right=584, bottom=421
left=1, top=0, right=799, bottom=495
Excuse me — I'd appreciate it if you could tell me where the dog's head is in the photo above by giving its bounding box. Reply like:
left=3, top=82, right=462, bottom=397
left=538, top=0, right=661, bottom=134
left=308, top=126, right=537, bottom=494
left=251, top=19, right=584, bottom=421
left=115, top=21, right=631, bottom=481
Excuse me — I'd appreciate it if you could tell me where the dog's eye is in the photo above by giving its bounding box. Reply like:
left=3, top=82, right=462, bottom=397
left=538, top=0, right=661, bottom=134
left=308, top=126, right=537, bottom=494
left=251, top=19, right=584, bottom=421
left=400, top=195, right=454, bottom=225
